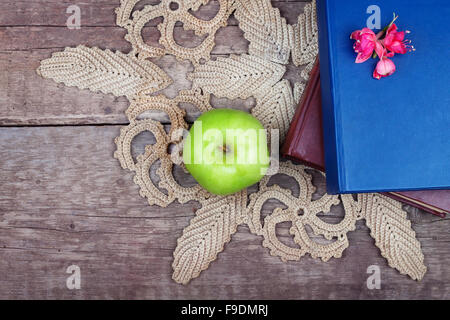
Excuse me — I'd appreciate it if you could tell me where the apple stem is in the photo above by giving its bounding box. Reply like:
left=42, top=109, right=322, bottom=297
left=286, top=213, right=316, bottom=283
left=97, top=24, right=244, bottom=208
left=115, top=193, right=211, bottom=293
left=221, top=145, right=231, bottom=153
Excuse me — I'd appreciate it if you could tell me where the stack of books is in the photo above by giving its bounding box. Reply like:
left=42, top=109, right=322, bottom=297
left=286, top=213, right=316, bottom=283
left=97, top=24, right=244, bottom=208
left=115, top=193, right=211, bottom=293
left=282, top=0, right=450, bottom=217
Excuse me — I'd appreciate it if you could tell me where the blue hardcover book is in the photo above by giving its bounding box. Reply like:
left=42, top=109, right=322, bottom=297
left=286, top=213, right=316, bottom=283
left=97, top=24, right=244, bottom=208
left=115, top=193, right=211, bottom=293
left=317, top=0, right=450, bottom=194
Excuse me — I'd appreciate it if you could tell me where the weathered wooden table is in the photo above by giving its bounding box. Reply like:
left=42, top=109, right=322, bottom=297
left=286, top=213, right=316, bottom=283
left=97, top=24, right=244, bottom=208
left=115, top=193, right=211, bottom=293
left=0, top=0, right=449, bottom=300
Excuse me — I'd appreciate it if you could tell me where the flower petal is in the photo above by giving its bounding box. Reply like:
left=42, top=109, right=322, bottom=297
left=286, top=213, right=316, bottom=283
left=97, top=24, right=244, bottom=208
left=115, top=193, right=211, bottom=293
left=375, top=41, right=385, bottom=59
left=374, top=58, right=396, bottom=79
left=355, top=51, right=372, bottom=63
left=394, top=31, right=405, bottom=41
left=351, top=30, right=361, bottom=40
left=387, top=23, right=398, bottom=34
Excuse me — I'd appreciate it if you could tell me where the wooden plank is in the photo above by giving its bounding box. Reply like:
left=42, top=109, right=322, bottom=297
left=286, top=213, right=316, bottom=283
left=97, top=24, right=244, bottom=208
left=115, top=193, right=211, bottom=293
left=0, top=26, right=250, bottom=53
left=0, top=126, right=449, bottom=299
left=0, top=49, right=272, bottom=125
left=0, top=0, right=308, bottom=27
left=0, top=1, right=308, bottom=126
left=2, top=0, right=448, bottom=300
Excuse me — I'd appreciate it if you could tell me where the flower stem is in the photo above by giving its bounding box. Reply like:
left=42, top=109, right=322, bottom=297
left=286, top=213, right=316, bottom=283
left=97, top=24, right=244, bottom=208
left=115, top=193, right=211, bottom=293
left=373, top=13, right=399, bottom=59
left=376, top=13, right=398, bottom=39
left=383, top=13, right=398, bottom=34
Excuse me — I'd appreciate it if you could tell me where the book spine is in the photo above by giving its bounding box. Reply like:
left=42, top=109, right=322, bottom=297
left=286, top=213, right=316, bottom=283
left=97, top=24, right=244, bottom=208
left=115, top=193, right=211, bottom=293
left=281, top=59, right=320, bottom=163
left=317, top=0, right=343, bottom=194
left=383, top=192, right=447, bottom=218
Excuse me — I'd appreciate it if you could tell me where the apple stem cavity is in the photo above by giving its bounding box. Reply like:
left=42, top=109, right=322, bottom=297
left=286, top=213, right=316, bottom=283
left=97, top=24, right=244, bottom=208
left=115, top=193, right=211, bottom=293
left=221, top=144, right=231, bottom=153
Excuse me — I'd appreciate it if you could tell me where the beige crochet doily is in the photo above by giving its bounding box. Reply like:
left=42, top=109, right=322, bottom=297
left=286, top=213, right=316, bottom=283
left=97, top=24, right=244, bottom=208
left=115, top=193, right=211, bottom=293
left=37, top=0, right=427, bottom=284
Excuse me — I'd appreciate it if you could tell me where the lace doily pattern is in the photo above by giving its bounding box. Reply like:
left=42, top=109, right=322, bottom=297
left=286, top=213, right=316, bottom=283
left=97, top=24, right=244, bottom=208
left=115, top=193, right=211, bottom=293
left=246, top=162, right=350, bottom=262
left=116, top=0, right=235, bottom=64
left=114, top=89, right=213, bottom=208
left=37, top=0, right=427, bottom=285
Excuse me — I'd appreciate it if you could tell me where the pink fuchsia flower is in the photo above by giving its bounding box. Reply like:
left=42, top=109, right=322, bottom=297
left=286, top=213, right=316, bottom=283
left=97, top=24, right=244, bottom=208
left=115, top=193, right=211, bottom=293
left=351, top=14, right=414, bottom=79
left=350, top=28, right=383, bottom=63
left=373, top=54, right=396, bottom=80
left=382, top=23, right=413, bottom=54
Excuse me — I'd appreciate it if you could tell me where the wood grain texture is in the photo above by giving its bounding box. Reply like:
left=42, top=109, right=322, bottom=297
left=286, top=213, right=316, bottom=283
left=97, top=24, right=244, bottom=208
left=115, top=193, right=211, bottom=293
left=0, top=126, right=449, bottom=300
left=0, top=0, right=449, bottom=300
left=0, top=0, right=305, bottom=27
left=0, top=0, right=307, bottom=126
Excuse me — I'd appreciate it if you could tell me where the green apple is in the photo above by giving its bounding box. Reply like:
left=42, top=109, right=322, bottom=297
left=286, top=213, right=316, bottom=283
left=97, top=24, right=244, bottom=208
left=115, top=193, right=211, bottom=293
left=183, top=109, right=270, bottom=196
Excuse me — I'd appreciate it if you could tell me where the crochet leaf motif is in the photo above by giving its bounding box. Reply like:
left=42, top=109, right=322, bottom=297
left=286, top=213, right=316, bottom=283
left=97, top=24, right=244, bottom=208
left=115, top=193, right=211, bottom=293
left=37, top=46, right=172, bottom=99
left=292, top=0, right=319, bottom=68
left=188, top=54, right=286, bottom=100
left=235, top=0, right=294, bottom=65
left=356, top=194, right=427, bottom=280
left=252, top=80, right=295, bottom=140
left=172, top=191, right=246, bottom=285
left=291, top=0, right=319, bottom=83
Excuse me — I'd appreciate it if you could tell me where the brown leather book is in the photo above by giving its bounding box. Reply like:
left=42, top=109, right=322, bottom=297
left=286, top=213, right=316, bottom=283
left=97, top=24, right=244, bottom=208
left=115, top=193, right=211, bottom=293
left=282, top=59, right=448, bottom=218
